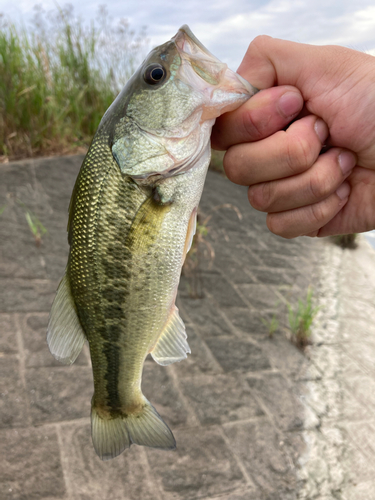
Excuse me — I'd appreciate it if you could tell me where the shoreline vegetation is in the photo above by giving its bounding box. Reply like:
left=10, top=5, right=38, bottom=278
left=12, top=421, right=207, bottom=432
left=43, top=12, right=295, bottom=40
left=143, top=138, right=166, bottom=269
left=0, top=5, right=148, bottom=163
left=0, top=5, right=226, bottom=174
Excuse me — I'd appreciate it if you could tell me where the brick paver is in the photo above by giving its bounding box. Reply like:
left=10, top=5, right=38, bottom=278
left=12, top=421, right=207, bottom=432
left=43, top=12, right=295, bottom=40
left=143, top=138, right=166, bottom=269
left=1, top=155, right=374, bottom=499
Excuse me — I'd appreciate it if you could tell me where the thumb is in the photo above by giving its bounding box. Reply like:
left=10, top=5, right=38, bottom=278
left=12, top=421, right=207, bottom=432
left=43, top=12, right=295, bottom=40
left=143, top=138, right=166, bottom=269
left=238, top=36, right=363, bottom=100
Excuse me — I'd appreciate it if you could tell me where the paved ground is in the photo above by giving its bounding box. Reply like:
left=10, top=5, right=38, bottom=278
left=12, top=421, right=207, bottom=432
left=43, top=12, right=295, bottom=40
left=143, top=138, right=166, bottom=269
left=1, top=155, right=375, bottom=500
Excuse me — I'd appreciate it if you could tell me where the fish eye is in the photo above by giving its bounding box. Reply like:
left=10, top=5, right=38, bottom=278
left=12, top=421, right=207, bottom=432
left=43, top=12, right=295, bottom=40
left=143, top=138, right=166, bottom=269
left=144, top=64, right=166, bottom=85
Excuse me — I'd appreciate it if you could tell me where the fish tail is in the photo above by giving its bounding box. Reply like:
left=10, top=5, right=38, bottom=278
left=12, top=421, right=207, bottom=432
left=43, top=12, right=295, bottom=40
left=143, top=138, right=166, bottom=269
left=91, top=406, right=130, bottom=461
left=91, top=398, right=176, bottom=460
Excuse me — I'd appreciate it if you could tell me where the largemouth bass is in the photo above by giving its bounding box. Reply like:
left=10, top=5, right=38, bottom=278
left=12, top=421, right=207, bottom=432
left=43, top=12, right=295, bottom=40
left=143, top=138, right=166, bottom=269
left=47, top=25, right=257, bottom=460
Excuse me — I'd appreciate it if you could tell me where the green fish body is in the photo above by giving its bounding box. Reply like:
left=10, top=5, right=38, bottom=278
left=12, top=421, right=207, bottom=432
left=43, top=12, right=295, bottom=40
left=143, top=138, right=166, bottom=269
left=47, top=25, right=257, bottom=460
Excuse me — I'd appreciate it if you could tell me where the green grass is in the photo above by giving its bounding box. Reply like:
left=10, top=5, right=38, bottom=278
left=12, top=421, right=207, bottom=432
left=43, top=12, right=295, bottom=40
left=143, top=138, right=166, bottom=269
left=287, top=287, right=319, bottom=348
left=332, top=233, right=358, bottom=249
left=261, top=314, right=279, bottom=337
left=0, top=5, right=148, bottom=161
left=15, top=198, right=47, bottom=245
left=25, top=209, right=47, bottom=246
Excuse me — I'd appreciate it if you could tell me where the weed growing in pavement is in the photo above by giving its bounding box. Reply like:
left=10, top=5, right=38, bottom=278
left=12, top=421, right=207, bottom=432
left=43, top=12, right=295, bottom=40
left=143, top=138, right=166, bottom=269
left=287, top=287, right=319, bottom=349
left=261, top=313, right=279, bottom=338
left=332, top=233, right=358, bottom=249
left=15, top=198, right=47, bottom=246
left=25, top=209, right=47, bottom=246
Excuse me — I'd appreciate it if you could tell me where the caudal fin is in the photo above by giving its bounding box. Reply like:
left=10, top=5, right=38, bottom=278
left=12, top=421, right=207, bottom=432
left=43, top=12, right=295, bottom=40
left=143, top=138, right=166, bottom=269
left=91, top=399, right=176, bottom=461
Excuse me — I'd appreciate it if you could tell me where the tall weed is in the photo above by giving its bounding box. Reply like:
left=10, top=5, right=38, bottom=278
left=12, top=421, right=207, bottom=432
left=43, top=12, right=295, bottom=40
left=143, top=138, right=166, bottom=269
left=0, top=5, right=148, bottom=161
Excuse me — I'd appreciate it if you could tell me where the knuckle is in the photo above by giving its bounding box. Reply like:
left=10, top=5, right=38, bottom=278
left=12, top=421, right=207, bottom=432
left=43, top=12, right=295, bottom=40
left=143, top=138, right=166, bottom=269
left=267, top=214, right=291, bottom=238
left=266, top=213, right=279, bottom=235
left=249, top=35, right=273, bottom=53
left=223, top=149, right=241, bottom=184
left=242, top=110, right=265, bottom=141
left=309, top=201, right=327, bottom=226
left=284, top=135, right=315, bottom=175
left=308, top=169, right=331, bottom=200
left=248, top=183, right=273, bottom=211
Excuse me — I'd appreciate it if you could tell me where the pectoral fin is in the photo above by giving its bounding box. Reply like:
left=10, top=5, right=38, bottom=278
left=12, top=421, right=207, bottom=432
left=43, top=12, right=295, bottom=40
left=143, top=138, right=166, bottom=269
left=151, top=307, right=190, bottom=365
left=47, top=273, right=86, bottom=365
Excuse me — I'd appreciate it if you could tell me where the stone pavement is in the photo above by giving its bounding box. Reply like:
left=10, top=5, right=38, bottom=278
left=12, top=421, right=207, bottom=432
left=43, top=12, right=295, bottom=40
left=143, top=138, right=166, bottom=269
left=1, top=155, right=375, bottom=500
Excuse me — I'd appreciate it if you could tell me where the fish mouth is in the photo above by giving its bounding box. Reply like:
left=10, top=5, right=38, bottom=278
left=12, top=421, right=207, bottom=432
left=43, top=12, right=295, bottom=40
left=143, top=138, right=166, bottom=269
left=173, top=25, right=218, bottom=61
left=172, top=25, right=258, bottom=118
left=113, top=26, right=259, bottom=184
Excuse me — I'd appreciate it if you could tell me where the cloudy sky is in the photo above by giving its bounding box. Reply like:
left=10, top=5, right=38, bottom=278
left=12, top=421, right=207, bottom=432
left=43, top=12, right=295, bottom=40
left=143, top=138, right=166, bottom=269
left=1, top=0, right=375, bottom=69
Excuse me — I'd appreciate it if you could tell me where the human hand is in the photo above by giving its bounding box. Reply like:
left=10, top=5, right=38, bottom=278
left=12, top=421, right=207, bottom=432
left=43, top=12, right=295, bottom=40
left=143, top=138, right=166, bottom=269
left=212, top=37, right=375, bottom=238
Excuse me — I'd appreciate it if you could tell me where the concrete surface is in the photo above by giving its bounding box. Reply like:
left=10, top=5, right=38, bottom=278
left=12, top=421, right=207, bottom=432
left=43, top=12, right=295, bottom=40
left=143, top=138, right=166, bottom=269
left=1, top=155, right=375, bottom=500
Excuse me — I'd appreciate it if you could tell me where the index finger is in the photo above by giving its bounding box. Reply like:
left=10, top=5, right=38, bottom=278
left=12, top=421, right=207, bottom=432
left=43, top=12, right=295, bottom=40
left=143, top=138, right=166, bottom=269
left=211, top=85, right=303, bottom=150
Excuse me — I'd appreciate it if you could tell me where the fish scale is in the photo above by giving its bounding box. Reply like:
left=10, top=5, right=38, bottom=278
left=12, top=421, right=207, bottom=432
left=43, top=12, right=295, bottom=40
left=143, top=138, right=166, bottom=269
left=47, top=25, right=257, bottom=460
left=69, top=135, right=145, bottom=414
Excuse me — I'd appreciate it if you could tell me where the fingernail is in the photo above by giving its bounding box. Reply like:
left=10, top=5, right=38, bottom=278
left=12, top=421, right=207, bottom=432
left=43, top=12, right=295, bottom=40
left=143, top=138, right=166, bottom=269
left=338, top=151, right=356, bottom=175
left=278, top=92, right=303, bottom=118
left=336, top=182, right=350, bottom=200
left=314, top=119, right=329, bottom=143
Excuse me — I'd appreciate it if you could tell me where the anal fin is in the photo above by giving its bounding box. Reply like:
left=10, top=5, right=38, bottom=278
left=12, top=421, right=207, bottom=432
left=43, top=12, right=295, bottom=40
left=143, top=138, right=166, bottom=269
left=47, top=273, right=86, bottom=365
left=151, top=307, right=190, bottom=366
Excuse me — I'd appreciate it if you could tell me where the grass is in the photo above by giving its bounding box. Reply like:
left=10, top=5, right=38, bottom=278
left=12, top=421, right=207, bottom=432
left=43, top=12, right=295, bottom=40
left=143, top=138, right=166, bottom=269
left=0, top=6, right=235, bottom=171
left=261, top=314, right=279, bottom=338
left=287, top=287, right=319, bottom=348
left=0, top=5, right=148, bottom=161
left=25, top=209, right=47, bottom=246
left=332, top=233, right=358, bottom=249
left=15, top=198, right=47, bottom=245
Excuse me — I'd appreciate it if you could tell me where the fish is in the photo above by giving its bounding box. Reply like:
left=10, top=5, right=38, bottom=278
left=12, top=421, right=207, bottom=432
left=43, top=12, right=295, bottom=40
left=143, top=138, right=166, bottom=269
left=47, top=25, right=257, bottom=461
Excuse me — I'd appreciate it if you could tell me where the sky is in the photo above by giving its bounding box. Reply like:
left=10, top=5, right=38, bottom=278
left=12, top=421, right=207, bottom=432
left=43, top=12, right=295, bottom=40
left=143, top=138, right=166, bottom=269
left=1, top=0, right=375, bottom=70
